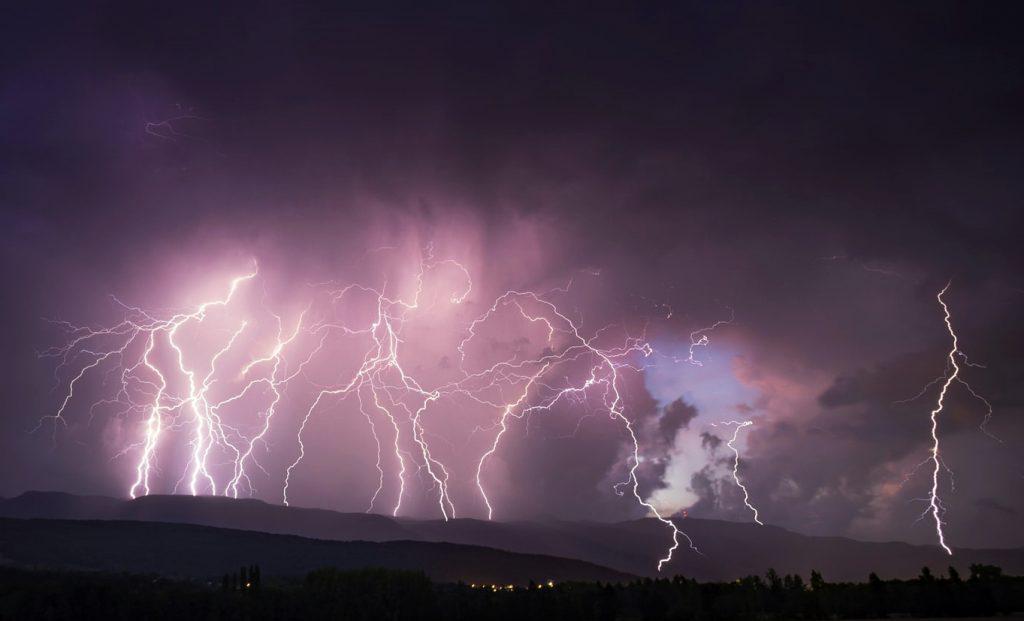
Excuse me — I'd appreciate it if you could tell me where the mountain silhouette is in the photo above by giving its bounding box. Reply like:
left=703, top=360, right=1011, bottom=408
left=3, top=491, right=1023, bottom=581
left=0, top=517, right=633, bottom=584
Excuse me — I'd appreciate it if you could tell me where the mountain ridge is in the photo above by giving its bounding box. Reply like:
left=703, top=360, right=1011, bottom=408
left=3, top=490, right=1022, bottom=581
left=0, top=516, right=633, bottom=584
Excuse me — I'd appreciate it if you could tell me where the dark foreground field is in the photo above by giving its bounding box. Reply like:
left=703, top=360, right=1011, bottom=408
left=1, top=563, right=1022, bottom=620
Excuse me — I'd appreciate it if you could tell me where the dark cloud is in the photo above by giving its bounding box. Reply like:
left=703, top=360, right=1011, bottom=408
left=685, top=445, right=749, bottom=523
left=659, top=399, right=698, bottom=441
left=687, top=466, right=719, bottom=517
left=683, top=341, right=1024, bottom=546
left=700, top=432, right=722, bottom=453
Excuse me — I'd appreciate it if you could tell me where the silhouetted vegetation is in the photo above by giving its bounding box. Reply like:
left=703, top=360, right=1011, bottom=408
left=1, top=564, right=1022, bottom=619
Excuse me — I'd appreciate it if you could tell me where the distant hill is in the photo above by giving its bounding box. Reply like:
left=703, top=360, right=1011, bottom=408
left=0, top=517, right=633, bottom=584
left=4, top=491, right=1023, bottom=581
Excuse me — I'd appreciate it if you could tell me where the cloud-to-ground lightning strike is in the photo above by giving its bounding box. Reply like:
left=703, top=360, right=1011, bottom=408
left=712, top=420, right=763, bottom=525
left=41, top=251, right=707, bottom=570
left=39, top=265, right=269, bottom=498
left=924, top=282, right=959, bottom=555
left=915, top=281, right=998, bottom=555
left=888, top=281, right=999, bottom=554
left=463, top=290, right=699, bottom=570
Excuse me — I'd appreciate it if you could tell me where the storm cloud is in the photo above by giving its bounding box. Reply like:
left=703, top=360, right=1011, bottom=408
left=2, top=2, right=1023, bottom=547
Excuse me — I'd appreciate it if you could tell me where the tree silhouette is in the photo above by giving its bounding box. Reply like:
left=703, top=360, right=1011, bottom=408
left=2, top=563, right=1023, bottom=619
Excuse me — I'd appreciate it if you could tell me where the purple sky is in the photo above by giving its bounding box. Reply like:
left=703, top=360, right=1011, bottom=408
left=2, top=2, right=1023, bottom=549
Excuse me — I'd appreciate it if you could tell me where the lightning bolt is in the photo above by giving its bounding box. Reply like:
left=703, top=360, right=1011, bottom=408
left=39, top=264, right=282, bottom=499
left=886, top=281, right=1001, bottom=555
left=282, top=259, right=459, bottom=519
left=43, top=250, right=706, bottom=570
left=225, top=307, right=311, bottom=499
left=918, top=281, right=996, bottom=554
left=686, top=308, right=734, bottom=367
left=923, top=282, right=960, bottom=555
left=464, top=290, right=698, bottom=570
left=144, top=105, right=208, bottom=142
left=712, top=420, right=763, bottom=525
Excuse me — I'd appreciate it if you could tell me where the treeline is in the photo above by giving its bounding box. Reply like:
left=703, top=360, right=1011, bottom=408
left=1, top=564, right=1022, bottom=620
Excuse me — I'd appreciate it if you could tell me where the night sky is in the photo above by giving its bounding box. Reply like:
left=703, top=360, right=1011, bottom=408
left=2, top=2, right=1023, bottom=550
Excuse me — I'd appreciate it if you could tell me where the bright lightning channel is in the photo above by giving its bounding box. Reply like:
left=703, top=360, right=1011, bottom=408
left=924, top=282, right=960, bottom=555
left=919, top=281, right=996, bottom=555
left=711, top=420, right=763, bottom=525
left=41, top=252, right=714, bottom=571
